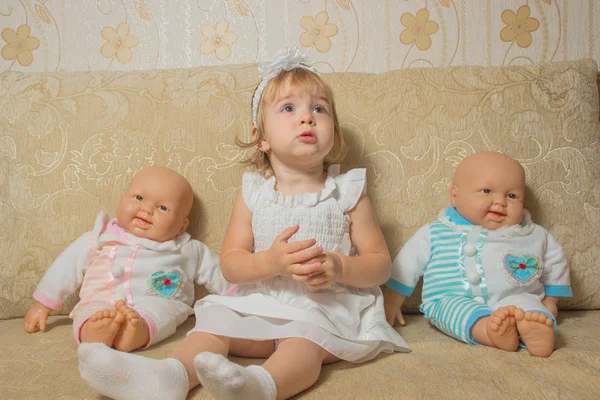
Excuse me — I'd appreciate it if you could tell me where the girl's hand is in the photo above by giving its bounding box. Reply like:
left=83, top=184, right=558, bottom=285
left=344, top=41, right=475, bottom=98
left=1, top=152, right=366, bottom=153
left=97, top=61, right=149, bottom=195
left=265, top=225, right=324, bottom=277
left=293, top=252, right=342, bottom=289
left=23, top=301, right=52, bottom=333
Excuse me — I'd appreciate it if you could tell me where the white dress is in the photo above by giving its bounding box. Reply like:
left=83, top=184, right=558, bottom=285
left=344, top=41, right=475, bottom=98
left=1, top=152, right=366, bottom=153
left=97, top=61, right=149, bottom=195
left=191, top=167, right=409, bottom=362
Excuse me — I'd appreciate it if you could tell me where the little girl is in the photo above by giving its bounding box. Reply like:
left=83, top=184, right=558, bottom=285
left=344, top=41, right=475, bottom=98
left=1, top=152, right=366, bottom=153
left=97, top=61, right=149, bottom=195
left=78, top=48, right=409, bottom=400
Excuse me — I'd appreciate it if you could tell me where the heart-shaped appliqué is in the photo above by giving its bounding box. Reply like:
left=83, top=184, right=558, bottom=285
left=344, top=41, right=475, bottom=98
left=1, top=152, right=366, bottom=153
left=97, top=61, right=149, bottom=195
left=148, top=269, right=186, bottom=299
left=503, top=253, right=542, bottom=286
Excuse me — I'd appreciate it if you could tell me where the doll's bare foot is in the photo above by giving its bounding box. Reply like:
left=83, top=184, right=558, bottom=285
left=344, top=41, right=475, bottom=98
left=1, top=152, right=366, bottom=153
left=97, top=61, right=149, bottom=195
left=80, top=309, right=125, bottom=347
left=113, top=300, right=150, bottom=352
left=486, top=306, right=519, bottom=352
left=515, top=308, right=555, bottom=357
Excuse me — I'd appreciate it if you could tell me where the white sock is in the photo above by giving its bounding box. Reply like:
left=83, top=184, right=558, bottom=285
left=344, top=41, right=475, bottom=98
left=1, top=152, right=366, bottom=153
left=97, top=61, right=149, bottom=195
left=194, top=352, right=276, bottom=400
left=78, top=343, right=188, bottom=400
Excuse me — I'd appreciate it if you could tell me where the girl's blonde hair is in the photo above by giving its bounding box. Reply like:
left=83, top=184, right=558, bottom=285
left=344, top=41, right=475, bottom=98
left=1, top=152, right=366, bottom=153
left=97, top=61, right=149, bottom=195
left=236, top=68, right=345, bottom=176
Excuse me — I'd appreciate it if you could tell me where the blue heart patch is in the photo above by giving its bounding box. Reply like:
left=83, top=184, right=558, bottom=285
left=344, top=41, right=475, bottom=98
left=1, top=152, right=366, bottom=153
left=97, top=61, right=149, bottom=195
left=503, top=253, right=542, bottom=286
left=148, top=270, right=185, bottom=298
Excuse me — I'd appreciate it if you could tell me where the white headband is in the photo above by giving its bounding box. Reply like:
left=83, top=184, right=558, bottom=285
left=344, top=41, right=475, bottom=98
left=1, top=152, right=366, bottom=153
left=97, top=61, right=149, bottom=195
left=252, top=47, right=319, bottom=125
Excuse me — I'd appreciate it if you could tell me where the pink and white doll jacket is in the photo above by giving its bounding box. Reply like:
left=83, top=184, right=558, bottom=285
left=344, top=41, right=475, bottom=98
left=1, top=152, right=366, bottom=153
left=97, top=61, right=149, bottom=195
left=32, top=211, right=231, bottom=346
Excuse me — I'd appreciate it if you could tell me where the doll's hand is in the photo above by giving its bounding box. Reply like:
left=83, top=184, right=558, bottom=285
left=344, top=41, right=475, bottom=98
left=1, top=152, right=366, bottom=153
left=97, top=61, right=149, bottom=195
left=292, top=252, right=342, bottom=289
left=383, top=287, right=406, bottom=327
left=265, top=225, right=324, bottom=278
left=23, top=301, right=53, bottom=333
left=542, top=296, right=559, bottom=318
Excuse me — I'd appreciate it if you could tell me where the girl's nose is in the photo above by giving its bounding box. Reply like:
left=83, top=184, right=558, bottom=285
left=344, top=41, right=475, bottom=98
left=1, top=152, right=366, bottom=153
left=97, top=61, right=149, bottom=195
left=299, top=110, right=315, bottom=125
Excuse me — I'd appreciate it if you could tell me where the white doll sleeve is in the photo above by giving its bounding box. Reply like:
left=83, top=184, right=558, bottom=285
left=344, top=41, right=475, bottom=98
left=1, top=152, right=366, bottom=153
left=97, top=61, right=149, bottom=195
left=193, top=240, right=232, bottom=295
left=386, top=224, right=432, bottom=296
left=541, top=230, right=573, bottom=298
left=32, top=233, right=90, bottom=310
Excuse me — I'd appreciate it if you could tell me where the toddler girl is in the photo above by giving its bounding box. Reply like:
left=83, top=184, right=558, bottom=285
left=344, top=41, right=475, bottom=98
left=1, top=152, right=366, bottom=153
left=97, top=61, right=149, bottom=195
left=78, top=48, right=408, bottom=400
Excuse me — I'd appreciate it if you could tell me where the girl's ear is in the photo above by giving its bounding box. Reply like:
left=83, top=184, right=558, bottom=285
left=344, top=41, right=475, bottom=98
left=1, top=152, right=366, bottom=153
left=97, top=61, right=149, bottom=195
left=253, top=126, right=271, bottom=152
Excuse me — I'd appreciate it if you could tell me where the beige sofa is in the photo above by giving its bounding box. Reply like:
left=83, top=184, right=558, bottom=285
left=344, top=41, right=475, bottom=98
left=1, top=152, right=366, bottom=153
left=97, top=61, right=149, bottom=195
left=1, top=59, right=599, bottom=400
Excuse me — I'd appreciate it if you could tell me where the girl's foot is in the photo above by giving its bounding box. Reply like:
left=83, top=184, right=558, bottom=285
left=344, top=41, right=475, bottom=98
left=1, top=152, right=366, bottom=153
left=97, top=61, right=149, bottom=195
left=78, top=342, right=188, bottom=400
left=194, top=352, right=276, bottom=400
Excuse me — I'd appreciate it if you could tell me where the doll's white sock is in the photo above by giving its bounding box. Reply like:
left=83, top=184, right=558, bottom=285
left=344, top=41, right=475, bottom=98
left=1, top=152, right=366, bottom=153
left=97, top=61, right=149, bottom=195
left=78, top=343, right=188, bottom=400
left=194, top=352, right=276, bottom=400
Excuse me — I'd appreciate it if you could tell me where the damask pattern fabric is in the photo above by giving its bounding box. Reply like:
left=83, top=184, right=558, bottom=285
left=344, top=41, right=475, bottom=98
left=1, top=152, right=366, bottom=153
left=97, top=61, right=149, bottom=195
left=0, top=58, right=599, bottom=320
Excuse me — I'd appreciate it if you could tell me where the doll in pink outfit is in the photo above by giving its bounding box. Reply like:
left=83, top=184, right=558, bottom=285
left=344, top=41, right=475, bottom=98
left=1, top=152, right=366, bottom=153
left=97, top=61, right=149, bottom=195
left=23, top=166, right=230, bottom=352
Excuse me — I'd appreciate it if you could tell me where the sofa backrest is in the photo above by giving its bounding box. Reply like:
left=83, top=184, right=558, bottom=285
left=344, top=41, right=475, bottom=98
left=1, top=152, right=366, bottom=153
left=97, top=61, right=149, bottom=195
left=1, top=59, right=598, bottom=319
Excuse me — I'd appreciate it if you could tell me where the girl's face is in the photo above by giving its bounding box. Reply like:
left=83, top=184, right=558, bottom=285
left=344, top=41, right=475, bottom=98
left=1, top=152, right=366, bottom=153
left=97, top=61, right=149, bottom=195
left=259, top=79, right=335, bottom=171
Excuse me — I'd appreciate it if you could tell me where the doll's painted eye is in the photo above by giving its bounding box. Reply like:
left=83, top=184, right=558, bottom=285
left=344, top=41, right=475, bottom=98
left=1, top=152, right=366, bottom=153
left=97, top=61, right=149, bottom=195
left=136, top=195, right=143, bottom=201
left=481, top=189, right=491, bottom=194
left=508, top=193, right=517, bottom=199
left=159, top=205, right=168, bottom=212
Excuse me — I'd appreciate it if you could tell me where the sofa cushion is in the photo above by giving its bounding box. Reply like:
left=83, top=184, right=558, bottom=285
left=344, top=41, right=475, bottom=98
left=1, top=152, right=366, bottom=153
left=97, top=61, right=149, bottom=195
left=1, top=59, right=599, bottom=319
left=3, top=311, right=600, bottom=399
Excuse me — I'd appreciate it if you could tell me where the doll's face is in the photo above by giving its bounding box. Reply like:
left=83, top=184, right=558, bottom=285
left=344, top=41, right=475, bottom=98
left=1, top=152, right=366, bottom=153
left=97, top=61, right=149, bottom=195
left=449, top=153, right=525, bottom=230
left=116, top=167, right=193, bottom=242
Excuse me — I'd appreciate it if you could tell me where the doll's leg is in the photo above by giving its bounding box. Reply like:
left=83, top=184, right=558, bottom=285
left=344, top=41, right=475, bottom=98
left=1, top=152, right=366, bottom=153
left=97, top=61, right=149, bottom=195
left=193, top=337, right=336, bottom=400
left=78, top=331, right=230, bottom=400
left=76, top=302, right=125, bottom=347
left=499, top=294, right=556, bottom=357
left=425, top=296, right=519, bottom=351
left=470, top=306, right=519, bottom=351
left=111, top=300, right=149, bottom=352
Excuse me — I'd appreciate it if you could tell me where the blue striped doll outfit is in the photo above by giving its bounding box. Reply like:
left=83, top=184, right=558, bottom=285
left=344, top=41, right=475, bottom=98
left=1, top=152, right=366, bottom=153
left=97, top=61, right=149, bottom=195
left=387, top=207, right=573, bottom=344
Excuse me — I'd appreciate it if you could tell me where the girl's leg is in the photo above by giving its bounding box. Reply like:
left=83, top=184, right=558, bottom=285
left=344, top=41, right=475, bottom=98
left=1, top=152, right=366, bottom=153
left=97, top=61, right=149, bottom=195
left=170, top=331, right=230, bottom=389
left=193, top=337, right=337, bottom=400
left=263, top=338, right=339, bottom=400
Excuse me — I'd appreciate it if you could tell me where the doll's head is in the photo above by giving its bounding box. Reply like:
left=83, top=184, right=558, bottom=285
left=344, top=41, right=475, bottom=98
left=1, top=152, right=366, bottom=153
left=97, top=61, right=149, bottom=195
left=449, top=152, right=525, bottom=230
left=237, top=49, right=345, bottom=175
left=116, top=166, right=193, bottom=242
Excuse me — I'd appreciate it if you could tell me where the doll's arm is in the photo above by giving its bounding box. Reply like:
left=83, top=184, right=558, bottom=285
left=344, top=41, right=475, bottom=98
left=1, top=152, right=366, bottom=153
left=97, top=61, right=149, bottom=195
left=387, top=224, right=431, bottom=296
left=540, top=231, right=572, bottom=317
left=23, top=301, right=53, bottom=333
left=28, top=234, right=90, bottom=320
left=193, top=240, right=232, bottom=294
left=542, top=296, right=559, bottom=318
left=383, top=289, right=407, bottom=326
left=383, top=224, right=431, bottom=326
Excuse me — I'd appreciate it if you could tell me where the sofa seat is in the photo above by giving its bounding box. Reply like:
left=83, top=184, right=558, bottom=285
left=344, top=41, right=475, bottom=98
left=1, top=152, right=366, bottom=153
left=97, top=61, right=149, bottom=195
left=2, top=311, right=600, bottom=399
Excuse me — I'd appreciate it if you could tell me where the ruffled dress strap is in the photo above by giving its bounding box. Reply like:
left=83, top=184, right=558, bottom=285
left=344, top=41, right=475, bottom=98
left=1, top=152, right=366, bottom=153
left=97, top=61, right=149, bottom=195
left=333, top=167, right=367, bottom=213
left=241, top=171, right=266, bottom=213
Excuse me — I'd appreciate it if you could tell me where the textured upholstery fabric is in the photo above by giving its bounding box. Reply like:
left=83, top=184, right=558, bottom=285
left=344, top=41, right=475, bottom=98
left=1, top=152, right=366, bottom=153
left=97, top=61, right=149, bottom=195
left=1, top=59, right=599, bottom=399
left=2, top=312, right=600, bottom=399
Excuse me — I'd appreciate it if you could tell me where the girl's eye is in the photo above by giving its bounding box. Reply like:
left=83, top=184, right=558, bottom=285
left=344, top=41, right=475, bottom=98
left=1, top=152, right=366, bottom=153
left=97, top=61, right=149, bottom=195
left=282, top=105, right=294, bottom=112
left=313, top=105, right=326, bottom=113
left=508, top=193, right=517, bottom=199
left=481, top=189, right=491, bottom=194
left=159, top=205, right=168, bottom=212
left=135, top=195, right=143, bottom=201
